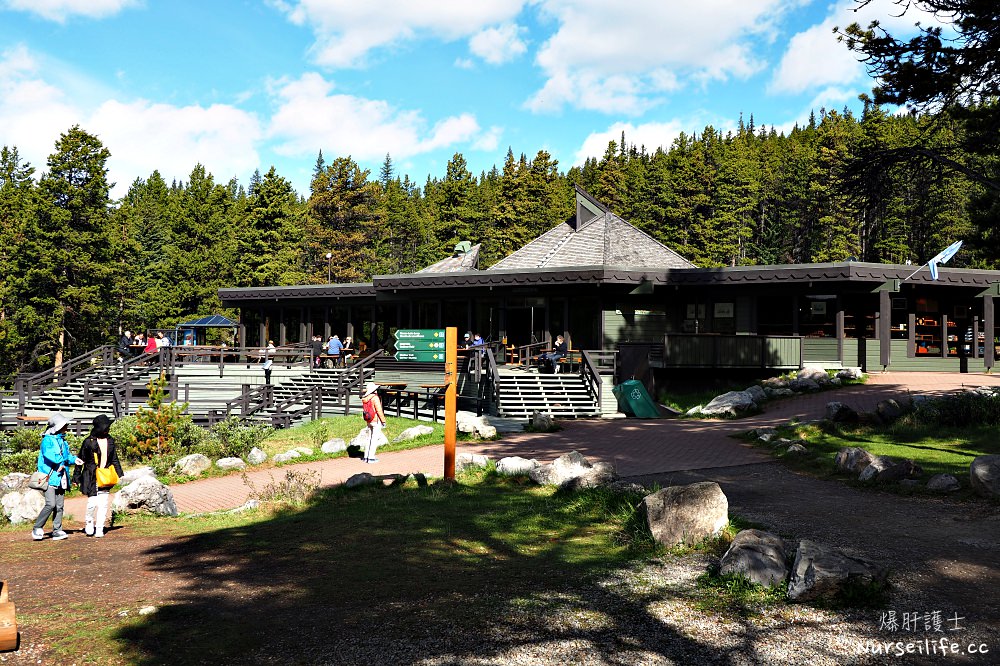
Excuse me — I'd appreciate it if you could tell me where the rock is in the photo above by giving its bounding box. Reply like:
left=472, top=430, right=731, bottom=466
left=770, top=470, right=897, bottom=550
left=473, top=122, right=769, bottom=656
left=112, top=477, right=178, bottom=516
left=744, top=385, right=768, bottom=405
left=605, top=480, right=649, bottom=495
left=970, top=455, right=1000, bottom=498
left=772, top=437, right=796, bottom=449
left=456, top=453, right=490, bottom=472
left=456, top=411, right=498, bottom=439
left=835, top=447, right=875, bottom=475
left=899, top=479, right=921, bottom=488
left=788, top=378, right=821, bottom=392
left=1, top=489, right=45, bottom=524
left=344, top=473, right=377, bottom=489
left=836, top=368, right=863, bottom=381
left=926, top=474, right=960, bottom=493
left=247, top=447, right=268, bottom=464
left=529, top=411, right=555, bottom=431
left=719, top=529, right=790, bottom=587
left=229, top=499, right=260, bottom=513
left=320, top=439, right=347, bottom=454
left=640, top=482, right=729, bottom=548
left=496, top=456, right=539, bottom=476
left=748, top=427, right=777, bottom=442
left=858, top=456, right=897, bottom=482
left=700, top=391, right=757, bottom=418
left=216, top=457, right=246, bottom=471
left=529, top=452, right=619, bottom=490
left=1, top=472, right=29, bottom=492
left=797, top=368, right=829, bottom=382
left=685, top=405, right=703, bottom=416
left=876, top=459, right=923, bottom=482
left=786, top=443, right=808, bottom=454
left=875, top=399, right=905, bottom=423
left=392, top=425, right=434, bottom=443
left=762, top=377, right=789, bottom=389
left=292, top=447, right=314, bottom=456
left=273, top=452, right=298, bottom=463
left=171, top=453, right=211, bottom=476
left=138, top=606, right=158, bottom=616
left=349, top=428, right=370, bottom=450
left=766, top=387, right=795, bottom=398
left=829, top=377, right=843, bottom=387
left=120, top=466, right=155, bottom=484
left=787, top=539, right=887, bottom=602
left=826, top=402, right=859, bottom=424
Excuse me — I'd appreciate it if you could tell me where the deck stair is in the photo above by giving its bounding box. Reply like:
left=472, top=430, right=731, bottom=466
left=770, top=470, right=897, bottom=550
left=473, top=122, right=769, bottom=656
left=494, top=372, right=600, bottom=419
left=2, top=364, right=160, bottom=422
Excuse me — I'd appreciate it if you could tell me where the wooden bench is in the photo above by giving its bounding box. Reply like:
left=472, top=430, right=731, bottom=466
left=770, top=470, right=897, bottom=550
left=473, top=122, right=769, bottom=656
left=15, top=415, right=49, bottom=428
left=0, top=580, right=17, bottom=652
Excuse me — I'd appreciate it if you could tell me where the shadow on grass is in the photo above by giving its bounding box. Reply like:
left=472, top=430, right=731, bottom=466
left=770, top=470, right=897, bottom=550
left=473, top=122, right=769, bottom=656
left=113, top=474, right=748, bottom=665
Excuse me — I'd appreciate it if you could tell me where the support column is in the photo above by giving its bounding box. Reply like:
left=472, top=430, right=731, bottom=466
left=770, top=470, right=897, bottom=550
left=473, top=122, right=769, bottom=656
left=879, top=290, right=891, bottom=368
left=985, top=296, right=994, bottom=371
left=973, top=316, right=980, bottom=359
left=835, top=307, right=845, bottom=364
left=940, top=315, right=949, bottom=359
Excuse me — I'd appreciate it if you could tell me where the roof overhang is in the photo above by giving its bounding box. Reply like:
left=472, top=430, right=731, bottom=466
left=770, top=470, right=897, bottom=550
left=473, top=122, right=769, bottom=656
left=219, top=282, right=375, bottom=305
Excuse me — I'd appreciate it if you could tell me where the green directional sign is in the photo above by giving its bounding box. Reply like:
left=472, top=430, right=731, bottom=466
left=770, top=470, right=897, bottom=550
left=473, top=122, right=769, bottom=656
left=395, top=328, right=445, bottom=341
left=394, top=350, right=446, bottom=362
left=396, top=339, right=446, bottom=351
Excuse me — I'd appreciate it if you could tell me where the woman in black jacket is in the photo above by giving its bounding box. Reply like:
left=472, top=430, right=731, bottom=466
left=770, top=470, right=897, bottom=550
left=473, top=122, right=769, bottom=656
left=77, top=414, right=124, bottom=538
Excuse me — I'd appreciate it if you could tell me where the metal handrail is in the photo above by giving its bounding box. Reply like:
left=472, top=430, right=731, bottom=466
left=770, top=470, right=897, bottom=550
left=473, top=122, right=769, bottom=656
left=482, top=347, right=501, bottom=414
left=517, top=341, right=549, bottom=365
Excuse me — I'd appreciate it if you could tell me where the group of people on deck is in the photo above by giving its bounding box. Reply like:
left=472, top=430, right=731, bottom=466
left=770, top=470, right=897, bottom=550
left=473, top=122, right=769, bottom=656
left=310, top=334, right=353, bottom=367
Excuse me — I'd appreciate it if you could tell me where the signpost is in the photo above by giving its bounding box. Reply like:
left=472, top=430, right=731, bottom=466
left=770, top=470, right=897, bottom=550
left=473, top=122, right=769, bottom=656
left=393, top=327, right=457, bottom=479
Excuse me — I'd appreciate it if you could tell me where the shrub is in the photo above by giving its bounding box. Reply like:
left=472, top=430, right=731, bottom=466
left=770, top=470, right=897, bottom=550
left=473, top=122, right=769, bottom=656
left=129, top=374, right=189, bottom=460
left=110, top=415, right=138, bottom=454
left=0, top=450, right=37, bottom=476
left=174, top=416, right=208, bottom=450
left=5, top=429, right=42, bottom=453
left=209, top=417, right=273, bottom=459
left=908, top=390, right=1000, bottom=427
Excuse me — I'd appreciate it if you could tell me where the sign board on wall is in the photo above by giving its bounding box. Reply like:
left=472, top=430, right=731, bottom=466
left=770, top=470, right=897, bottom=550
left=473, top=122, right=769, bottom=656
left=713, top=302, right=734, bottom=318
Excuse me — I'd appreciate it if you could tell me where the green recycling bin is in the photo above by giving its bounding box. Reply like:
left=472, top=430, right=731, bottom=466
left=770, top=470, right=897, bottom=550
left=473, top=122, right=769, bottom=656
left=612, top=379, right=661, bottom=418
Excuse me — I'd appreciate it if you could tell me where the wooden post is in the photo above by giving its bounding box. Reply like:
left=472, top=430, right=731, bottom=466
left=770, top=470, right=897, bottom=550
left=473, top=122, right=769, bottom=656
left=444, top=327, right=457, bottom=480
left=879, top=290, right=891, bottom=369
left=985, top=295, right=994, bottom=372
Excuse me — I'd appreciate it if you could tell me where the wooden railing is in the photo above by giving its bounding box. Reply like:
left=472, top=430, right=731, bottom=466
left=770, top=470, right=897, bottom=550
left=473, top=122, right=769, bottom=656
left=15, top=345, right=117, bottom=410
left=579, top=350, right=616, bottom=408
left=482, top=347, right=501, bottom=414
left=516, top=341, right=549, bottom=366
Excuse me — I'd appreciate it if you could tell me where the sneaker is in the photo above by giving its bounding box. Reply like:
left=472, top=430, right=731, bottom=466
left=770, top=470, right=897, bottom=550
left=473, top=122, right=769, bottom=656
left=85, top=524, right=95, bottom=537
left=51, top=529, right=69, bottom=540
left=94, top=529, right=104, bottom=538
left=31, top=528, right=44, bottom=541
left=367, top=458, right=379, bottom=464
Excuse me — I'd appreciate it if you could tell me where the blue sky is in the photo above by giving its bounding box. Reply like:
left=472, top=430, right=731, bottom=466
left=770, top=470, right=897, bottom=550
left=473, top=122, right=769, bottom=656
left=0, top=0, right=936, bottom=198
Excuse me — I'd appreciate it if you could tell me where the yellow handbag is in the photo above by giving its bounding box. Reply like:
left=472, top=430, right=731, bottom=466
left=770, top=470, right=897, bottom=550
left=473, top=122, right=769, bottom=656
left=94, top=452, right=119, bottom=487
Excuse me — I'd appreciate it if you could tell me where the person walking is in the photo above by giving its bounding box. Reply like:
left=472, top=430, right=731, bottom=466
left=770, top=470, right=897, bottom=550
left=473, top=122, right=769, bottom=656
left=263, top=340, right=275, bottom=384
left=360, top=382, right=387, bottom=464
left=76, top=414, right=124, bottom=538
left=32, top=413, right=79, bottom=541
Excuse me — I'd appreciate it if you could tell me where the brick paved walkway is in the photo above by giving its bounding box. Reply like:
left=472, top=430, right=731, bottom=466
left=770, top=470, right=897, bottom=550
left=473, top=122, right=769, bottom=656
left=62, top=371, right=1000, bottom=519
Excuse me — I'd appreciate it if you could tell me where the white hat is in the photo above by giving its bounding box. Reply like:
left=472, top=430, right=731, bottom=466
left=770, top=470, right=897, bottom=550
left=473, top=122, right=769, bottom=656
left=363, top=382, right=380, bottom=397
left=44, top=412, right=71, bottom=435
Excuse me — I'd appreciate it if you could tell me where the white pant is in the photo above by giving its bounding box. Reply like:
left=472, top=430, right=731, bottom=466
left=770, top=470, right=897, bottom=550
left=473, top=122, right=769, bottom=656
left=86, top=490, right=110, bottom=534
left=364, top=422, right=387, bottom=460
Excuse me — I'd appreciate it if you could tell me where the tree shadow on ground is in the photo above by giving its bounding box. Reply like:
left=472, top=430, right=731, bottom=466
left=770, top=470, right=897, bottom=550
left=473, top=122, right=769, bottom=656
left=114, top=476, right=747, bottom=665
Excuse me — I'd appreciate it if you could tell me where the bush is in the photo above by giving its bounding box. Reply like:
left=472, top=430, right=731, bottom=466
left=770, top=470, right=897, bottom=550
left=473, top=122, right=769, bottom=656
left=130, top=374, right=189, bottom=460
left=4, top=429, right=42, bottom=453
left=110, top=415, right=138, bottom=454
left=908, top=390, right=1000, bottom=427
left=175, top=416, right=208, bottom=450
left=208, top=417, right=273, bottom=459
left=0, top=449, right=37, bottom=476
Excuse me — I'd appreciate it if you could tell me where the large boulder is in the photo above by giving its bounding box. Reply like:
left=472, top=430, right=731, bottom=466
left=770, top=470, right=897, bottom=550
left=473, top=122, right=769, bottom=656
left=112, top=477, right=178, bottom=516
left=392, top=425, right=434, bottom=443
left=926, top=473, right=960, bottom=493
left=835, top=447, right=875, bottom=475
left=744, top=385, right=768, bottom=406
left=858, top=455, right=898, bottom=482
left=787, top=540, right=888, bottom=602
left=700, top=391, right=757, bottom=418
left=496, top=456, right=539, bottom=476
left=1, top=472, right=30, bottom=493
left=719, top=529, right=790, bottom=587
left=273, top=451, right=301, bottom=463
left=836, top=368, right=863, bottom=381
left=456, top=453, right=490, bottom=473
left=970, top=455, right=1000, bottom=498
left=216, top=457, right=246, bottom=471
left=457, top=411, right=498, bottom=439
left=247, top=447, right=268, bottom=464
left=171, top=453, right=211, bottom=477
left=320, top=439, right=346, bottom=455
left=120, top=466, right=156, bottom=485
left=765, top=387, right=795, bottom=398
left=797, top=368, right=829, bottom=382
left=1, top=489, right=45, bottom=524
left=529, top=411, right=556, bottom=431
left=788, top=378, right=821, bottom=393
left=640, top=482, right=729, bottom=548
left=875, top=399, right=905, bottom=423
left=826, top=402, right=859, bottom=424
left=528, top=451, right=618, bottom=490
left=875, top=459, right=923, bottom=483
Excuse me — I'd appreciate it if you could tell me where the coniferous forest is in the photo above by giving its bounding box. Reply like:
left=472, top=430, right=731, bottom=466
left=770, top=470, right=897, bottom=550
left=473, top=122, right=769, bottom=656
left=1, top=102, right=998, bottom=385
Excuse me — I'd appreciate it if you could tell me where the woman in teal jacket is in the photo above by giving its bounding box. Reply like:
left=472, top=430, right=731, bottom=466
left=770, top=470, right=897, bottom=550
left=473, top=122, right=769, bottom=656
left=32, top=412, right=79, bottom=541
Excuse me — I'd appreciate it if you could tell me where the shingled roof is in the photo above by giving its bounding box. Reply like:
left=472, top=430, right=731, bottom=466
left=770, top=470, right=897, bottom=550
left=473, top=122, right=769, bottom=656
left=488, top=186, right=694, bottom=271
left=417, top=242, right=481, bottom=273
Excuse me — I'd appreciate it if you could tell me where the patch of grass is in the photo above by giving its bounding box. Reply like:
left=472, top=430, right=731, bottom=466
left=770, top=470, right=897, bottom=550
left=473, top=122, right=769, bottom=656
left=694, top=570, right=787, bottom=614
left=751, top=419, right=999, bottom=495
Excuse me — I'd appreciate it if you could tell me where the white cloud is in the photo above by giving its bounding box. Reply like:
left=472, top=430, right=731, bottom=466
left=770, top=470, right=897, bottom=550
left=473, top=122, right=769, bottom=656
left=769, top=0, right=944, bottom=95
left=574, top=119, right=721, bottom=165
left=91, top=99, right=262, bottom=191
left=0, top=46, right=261, bottom=196
left=528, top=0, right=794, bottom=115
left=275, top=0, right=527, bottom=68
left=473, top=126, right=502, bottom=151
left=1, top=0, right=138, bottom=22
left=469, top=23, right=527, bottom=65
left=267, top=72, right=485, bottom=160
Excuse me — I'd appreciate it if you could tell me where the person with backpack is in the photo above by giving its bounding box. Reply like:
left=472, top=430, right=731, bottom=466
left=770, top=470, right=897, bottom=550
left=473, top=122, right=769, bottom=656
left=360, top=382, right=387, bottom=463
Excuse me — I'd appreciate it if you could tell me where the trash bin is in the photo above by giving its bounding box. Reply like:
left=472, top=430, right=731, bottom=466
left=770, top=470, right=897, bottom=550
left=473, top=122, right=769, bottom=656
left=612, top=379, right=661, bottom=418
